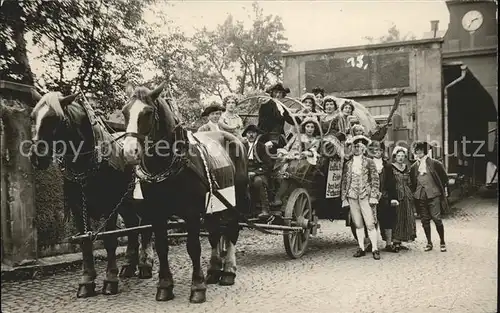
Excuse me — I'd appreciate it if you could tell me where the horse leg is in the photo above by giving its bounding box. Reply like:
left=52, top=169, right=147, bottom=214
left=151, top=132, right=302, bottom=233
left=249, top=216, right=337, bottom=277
left=119, top=210, right=139, bottom=278
left=101, top=215, right=119, bottom=295
left=76, top=214, right=97, bottom=298
left=153, top=222, right=174, bottom=301
left=219, top=211, right=239, bottom=286
left=186, top=213, right=206, bottom=303
left=205, top=214, right=223, bottom=284
left=138, top=223, right=154, bottom=279
left=218, top=165, right=246, bottom=286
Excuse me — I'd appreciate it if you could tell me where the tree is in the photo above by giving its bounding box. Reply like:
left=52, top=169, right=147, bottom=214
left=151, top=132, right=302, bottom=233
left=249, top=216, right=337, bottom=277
left=190, top=2, right=290, bottom=99
left=363, top=24, right=416, bottom=44
left=1, top=0, right=159, bottom=114
left=190, top=17, right=239, bottom=98
left=231, top=2, right=291, bottom=94
left=0, top=0, right=35, bottom=84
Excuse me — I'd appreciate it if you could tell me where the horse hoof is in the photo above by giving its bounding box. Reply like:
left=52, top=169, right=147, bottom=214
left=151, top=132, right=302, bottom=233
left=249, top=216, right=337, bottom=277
left=155, top=286, right=174, bottom=301
left=205, top=270, right=221, bottom=284
left=138, top=265, right=153, bottom=279
left=119, top=265, right=137, bottom=278
left=189, top=289, right=206, bottom=304
left=102, top=280, right=119, bottom=295
left=77, top=282, right=97, bottom=298
left=218, top=272, right=236, bottom=286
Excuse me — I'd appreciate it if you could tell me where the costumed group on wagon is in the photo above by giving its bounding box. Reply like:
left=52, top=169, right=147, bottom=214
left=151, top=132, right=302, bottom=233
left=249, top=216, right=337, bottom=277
left=196, top=83, right=450, bottom=261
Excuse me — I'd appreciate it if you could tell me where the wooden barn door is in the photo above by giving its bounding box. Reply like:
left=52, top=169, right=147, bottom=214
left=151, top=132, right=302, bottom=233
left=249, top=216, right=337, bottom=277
left=366, top=98, right=415, bottom=158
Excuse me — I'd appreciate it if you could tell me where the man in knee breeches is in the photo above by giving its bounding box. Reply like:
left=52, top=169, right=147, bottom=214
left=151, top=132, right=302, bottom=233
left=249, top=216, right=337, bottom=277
left=242, top=125, right=273, bottom=219
left=341, top=135, right=381, bottom=260
left=410, top=141, right=449, bottom=252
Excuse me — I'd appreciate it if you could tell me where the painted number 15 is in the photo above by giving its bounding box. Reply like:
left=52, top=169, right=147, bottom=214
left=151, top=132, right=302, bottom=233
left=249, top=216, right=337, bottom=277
left=347, top=55, right=368, bottom=70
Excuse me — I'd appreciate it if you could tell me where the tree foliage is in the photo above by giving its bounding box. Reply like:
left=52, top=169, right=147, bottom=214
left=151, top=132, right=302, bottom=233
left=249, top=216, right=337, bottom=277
left=1, top=0, right=35, bottom=84
left=190, top=2, right=290, bottom=99
left=1, top=0, right=158, bottom=113
left=1, top=0, right=291, bottom=120
left=364, top=24, right=416, bottom=44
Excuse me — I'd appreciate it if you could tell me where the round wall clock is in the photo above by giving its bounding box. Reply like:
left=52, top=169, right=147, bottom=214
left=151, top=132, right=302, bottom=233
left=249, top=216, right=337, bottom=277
left=462, top=10, right=484, bottom=32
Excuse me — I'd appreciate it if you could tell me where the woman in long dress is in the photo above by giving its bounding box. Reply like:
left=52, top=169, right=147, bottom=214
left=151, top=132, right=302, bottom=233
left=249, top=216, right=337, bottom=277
left=391, top=146, right=417, bottom=251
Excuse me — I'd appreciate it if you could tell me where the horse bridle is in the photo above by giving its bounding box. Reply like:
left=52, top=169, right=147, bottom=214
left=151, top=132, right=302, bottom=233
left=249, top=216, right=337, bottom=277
left=123, top=99, right=189, bottom=184
left=32, top=112, right=101, bottom=183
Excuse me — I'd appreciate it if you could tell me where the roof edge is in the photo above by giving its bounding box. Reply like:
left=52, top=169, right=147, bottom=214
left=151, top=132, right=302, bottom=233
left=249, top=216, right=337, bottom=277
left=283, top=38, right=444, bottom=57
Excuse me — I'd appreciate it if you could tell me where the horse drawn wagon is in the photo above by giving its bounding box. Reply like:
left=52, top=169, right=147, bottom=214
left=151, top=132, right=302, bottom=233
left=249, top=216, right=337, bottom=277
left=234, top=94, right=383, bottom=259
left=28, top=82, right=401, bottom=302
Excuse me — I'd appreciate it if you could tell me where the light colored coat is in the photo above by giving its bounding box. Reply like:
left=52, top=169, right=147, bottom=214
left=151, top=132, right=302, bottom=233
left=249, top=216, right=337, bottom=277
left=341, top=155, right=381, bottom=203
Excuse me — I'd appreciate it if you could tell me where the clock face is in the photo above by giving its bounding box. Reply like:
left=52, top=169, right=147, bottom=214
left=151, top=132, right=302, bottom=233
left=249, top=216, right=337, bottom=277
left=462, top=10, right=484, bottom=32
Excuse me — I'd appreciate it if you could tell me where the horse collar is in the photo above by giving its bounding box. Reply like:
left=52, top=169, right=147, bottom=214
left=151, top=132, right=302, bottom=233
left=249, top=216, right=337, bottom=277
left=134, top=123, right=188, bottom=184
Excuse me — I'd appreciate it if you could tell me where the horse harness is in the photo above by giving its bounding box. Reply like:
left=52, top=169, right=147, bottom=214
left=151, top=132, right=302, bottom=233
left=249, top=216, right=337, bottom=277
left=55, top=94, right=136, bottom=238
left=123, top=100, right=281, bottom=235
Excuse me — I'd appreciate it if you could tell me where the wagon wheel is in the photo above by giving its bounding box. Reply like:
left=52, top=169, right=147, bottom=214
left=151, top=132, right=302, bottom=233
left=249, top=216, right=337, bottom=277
left=283, top=188, right=312, bottom=259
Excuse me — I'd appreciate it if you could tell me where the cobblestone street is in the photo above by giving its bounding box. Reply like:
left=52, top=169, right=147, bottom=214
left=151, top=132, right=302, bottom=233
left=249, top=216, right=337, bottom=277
left=1, top=197, right=497, bottom=313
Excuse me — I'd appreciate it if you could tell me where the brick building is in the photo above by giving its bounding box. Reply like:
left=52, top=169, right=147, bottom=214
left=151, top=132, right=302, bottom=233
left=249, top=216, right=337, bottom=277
left=282, top=0, right=497, bottom=186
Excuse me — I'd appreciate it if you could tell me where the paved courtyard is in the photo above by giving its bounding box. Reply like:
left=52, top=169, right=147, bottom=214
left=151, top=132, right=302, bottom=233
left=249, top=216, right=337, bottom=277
left=1, top=197, right=497, bottom=313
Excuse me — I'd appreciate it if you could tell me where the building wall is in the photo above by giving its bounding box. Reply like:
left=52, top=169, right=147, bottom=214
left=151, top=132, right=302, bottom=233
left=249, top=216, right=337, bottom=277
left=443, top=0, right=498, bottom=109
left=283, top=39, right=444, bottom=150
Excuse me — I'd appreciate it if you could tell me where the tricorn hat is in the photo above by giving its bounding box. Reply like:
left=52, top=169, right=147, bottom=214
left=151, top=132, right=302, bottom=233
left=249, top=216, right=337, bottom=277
left=351, top=135, right=371, bottom=146
left=242, top=124, right=263, bottom=137
left=265, top=82, right=290, bottom=95
left=413, top=141, right=431, bottom=152
left=312, top=86, right=325, bottom=96
left=201, top=103, right=225, bottom=117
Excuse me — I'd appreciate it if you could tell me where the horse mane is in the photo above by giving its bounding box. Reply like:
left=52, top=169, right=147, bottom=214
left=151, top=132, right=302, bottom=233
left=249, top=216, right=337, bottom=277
left=33, top=92, right=66, bottom=118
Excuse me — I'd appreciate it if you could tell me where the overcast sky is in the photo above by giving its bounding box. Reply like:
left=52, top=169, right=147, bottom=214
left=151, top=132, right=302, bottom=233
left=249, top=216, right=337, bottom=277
left=29, top=0, right=451, bottom=99
left=160, top=0, right=450, bottom=51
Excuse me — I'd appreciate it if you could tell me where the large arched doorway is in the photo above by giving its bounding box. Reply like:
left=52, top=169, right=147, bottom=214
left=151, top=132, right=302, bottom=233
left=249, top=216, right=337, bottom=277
left=445, top=64, right=497, bottom=186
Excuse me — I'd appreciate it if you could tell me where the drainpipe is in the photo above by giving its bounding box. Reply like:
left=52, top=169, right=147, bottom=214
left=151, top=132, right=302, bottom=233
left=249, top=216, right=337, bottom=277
left=444, top=64, right=467, bottom=172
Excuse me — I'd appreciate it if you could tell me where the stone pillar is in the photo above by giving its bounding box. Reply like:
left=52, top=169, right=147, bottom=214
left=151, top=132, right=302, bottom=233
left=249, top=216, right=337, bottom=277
left=415, top=43, right=444, bottom=161
left=0, top=80, right=38, bottom=266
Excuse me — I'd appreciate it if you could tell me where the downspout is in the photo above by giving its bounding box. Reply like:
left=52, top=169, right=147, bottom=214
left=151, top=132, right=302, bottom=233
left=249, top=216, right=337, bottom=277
left=444, top=64, right=467, bottom=171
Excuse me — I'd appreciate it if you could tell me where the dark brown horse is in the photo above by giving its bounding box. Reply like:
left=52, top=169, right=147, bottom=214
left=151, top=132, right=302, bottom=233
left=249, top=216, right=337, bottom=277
left=29, top=91, right=154, bottom=298
left=121, top=83, right=248, bottom=303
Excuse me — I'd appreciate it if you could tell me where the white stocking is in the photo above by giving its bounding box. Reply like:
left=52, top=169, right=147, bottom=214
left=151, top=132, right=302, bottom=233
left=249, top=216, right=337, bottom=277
left=368, top=228, right=379, bottom=252
left=356, top=228, right=366, bottom=251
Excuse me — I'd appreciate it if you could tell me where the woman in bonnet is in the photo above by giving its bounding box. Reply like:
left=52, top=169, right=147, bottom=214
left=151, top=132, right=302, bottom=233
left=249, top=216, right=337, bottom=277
left=391, top=145, right=417, bottom=251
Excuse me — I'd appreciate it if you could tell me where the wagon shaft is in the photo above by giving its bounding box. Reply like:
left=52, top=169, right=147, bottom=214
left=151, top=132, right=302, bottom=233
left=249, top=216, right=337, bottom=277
left=68, top=220, right=190, bottom=243
left=238, top=222, right=306, bottom=232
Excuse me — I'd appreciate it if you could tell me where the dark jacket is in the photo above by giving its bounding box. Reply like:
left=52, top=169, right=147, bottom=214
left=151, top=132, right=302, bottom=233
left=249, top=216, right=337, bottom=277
left=409, top=157, right=450, bottom=212
left=244, top=140, right=273, bottom=176
left=257, top=99, right=298, bottom=147
left=379, top=159, right=398, bottom=201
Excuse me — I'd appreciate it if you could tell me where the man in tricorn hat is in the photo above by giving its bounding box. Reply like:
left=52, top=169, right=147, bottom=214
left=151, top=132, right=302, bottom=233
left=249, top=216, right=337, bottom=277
left=242, top=124, right=273, bottom=218
left=409, top=141, right=449, bottom=252
left=257, top=82, right=298, bottom=150
left=257, top=83, right=300, bottom=214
